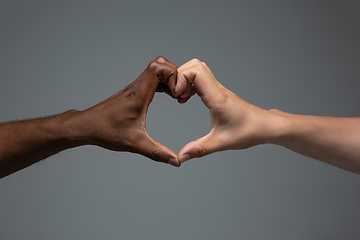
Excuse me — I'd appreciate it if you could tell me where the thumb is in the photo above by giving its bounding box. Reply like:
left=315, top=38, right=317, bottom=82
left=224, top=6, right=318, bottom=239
left=178, top=131, right=222, bottom=163
left=135, top=133, right=181, bottom=167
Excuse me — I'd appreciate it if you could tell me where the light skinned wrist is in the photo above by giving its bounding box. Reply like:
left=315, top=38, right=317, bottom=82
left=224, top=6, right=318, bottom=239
left=263, top=109, right=306, bottom=147
left=255, top=108, right=292, bottom=146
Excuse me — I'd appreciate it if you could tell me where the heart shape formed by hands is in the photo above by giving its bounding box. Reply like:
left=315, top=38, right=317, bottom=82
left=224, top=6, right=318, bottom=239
left=82, top=56, right=268, bottom=167
left=0, top=56, right=357, bottom=178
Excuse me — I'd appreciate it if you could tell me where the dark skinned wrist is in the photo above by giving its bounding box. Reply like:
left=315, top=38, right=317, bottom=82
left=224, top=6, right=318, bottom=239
left=55, top=109, right=93, bottom=148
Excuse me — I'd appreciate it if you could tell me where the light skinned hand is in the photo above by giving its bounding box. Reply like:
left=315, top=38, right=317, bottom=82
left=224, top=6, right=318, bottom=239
left=176, top=59, right=276, bottom=163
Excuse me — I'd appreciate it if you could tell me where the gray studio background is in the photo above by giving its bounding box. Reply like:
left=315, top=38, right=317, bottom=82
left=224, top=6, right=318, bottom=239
left=1, top=1, right=360, bottom=239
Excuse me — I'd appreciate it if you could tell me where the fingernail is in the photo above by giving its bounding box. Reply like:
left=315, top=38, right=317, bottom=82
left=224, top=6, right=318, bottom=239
left=168, top=158, right=180, bottom=167
left=179, top=154, right=190, bottom=163
left=172, top=91, right=179, bottom=98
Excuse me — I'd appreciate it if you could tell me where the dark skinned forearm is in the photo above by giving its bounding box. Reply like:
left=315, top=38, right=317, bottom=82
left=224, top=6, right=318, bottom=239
left=0, top=56, right=182, bottom=178
left=0, top=110, right=83, bottom=178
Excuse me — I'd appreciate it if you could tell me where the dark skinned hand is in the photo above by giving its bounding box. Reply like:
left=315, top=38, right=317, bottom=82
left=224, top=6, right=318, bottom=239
left=74, top=56, right=181, bottom=167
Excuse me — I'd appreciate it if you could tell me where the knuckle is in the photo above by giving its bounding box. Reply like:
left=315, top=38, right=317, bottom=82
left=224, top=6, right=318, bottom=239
left=168, top=69, right=177, bottom=80
left=201, top=62, right=208, bottom=67
left=195, top=62, right=206, bottom=72
left=151, top=149, right=164, bottom=162
left=197, top=144, right=206, bottom=157
left=190, top=58, right=201, bottom=64
left=147, top=60, right=159, bottom=71
left=155, top=56, right=166, bottom=63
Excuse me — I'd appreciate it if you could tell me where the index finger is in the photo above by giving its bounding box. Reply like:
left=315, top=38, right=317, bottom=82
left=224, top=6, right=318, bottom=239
left=153, top=56, right=179, bottom=97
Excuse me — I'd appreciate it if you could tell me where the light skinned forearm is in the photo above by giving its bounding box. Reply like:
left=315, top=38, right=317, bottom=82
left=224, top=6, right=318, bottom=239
left=0, top=110, right=87, bottom=178
left=266, top=109, right=360, bottom=174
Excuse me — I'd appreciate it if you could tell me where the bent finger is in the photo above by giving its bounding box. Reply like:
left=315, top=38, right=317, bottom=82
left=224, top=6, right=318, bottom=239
left=154, top=56, right=178, bottom=69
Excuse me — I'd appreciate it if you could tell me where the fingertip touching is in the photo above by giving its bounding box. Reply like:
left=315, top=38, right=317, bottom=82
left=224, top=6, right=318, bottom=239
left=168, top=157, right=181, bottom=167
left=149, top=145, right=181, bottom=167
left=178, top=140, right=207, bottom=163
